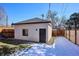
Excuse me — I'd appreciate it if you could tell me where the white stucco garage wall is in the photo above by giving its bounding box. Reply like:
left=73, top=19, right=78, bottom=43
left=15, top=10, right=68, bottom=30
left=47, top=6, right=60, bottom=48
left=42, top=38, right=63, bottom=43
left=46, top=23, right=52, bottom=44
left=14, top=23, right=52, bottom=43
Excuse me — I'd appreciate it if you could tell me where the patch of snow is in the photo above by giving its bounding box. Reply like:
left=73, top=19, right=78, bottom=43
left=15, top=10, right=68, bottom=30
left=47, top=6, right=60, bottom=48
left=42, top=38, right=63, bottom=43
left=11, top=37, right=79, bottom=56
left=53, top=43, right=55, bottom=48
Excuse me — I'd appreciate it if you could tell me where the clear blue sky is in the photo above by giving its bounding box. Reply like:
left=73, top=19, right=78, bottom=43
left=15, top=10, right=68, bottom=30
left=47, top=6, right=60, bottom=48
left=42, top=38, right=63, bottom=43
left=0, top=3, right=79, bottom=25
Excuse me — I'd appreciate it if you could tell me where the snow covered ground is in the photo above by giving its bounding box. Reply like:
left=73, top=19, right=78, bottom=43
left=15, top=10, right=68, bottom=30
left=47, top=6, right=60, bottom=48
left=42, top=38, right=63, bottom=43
left=11, top=37, right=79, bottom=56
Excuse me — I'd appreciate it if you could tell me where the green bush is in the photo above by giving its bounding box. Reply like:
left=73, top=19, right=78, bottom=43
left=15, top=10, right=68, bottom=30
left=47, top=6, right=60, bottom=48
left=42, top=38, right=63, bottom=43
left=0, top=44, right=32, bottom=56
left=0, top=45, right=19, bottom=56
left=0, top=46, right=3, bottom=55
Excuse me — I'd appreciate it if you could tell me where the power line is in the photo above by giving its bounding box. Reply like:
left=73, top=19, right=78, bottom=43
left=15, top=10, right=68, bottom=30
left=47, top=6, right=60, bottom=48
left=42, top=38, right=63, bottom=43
left=49, top=3, right=51, bottom=10
left=6, top=15, right=8, bottom=27
left=62, top=3, right=67, bottom=16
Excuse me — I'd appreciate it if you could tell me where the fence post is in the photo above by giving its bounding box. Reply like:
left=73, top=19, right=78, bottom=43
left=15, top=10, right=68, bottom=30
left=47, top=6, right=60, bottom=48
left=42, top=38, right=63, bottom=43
left=66, top=29, right=67, bottom=38
left=65, top=29, right=67, bottom=38
left=69, top=25, right=70, bottom=41
left=75, top=20, right=77, bottom=44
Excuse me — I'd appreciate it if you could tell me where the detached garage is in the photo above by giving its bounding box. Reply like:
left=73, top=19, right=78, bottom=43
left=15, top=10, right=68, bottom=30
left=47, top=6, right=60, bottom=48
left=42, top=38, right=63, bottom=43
left=13, top=17, right=52, bottom=44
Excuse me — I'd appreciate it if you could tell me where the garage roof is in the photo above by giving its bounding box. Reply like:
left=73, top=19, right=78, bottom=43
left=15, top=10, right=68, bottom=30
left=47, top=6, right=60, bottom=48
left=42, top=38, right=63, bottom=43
left=12, top=17, right=51, bottom=25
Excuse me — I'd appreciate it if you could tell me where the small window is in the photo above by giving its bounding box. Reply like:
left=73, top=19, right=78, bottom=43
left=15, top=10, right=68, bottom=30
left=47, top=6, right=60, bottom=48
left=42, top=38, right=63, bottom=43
left=22, top=29, right=28, bottom=36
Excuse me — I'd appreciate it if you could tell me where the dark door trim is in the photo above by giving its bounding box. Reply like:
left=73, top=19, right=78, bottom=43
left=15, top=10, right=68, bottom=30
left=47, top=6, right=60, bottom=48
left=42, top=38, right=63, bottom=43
left=39, top=29, right=46, bottom=43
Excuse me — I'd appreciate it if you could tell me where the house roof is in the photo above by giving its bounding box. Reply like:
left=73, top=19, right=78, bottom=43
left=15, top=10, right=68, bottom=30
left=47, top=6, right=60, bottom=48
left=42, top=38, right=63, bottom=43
left=12, top=17, right=51, bottom=25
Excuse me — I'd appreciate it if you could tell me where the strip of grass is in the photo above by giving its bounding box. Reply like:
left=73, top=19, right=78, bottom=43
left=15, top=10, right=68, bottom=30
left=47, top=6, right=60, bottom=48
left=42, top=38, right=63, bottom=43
left=0, top=42, right=32, bottom=56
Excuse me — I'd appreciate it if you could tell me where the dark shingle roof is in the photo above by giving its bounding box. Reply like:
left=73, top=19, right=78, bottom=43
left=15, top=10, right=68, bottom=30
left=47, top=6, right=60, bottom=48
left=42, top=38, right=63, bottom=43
left=12, top=17, right=51, bottom=25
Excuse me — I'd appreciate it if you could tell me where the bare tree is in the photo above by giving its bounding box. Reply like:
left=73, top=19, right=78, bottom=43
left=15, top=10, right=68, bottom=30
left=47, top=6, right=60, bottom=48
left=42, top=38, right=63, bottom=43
left=46, top=10, right=60, bottom=28
left=0, top=6, right=8, bottom=26
left=59, top=16, right=67, bottom=28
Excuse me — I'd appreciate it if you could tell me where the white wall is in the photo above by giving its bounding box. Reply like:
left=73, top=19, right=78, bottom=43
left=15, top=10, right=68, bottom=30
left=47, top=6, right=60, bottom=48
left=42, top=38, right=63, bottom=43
left=47, top=23, right=52, bottom=44
left=14, top=23, right=52, bottom=43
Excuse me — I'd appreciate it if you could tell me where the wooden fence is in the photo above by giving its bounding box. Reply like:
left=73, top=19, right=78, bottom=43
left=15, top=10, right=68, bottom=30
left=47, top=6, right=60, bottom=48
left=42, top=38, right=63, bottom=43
left=52, top=29, right=65, bottom=36
left=65, top=29, right=79, bottom=45
left=1, top=29, right=14, bottom=38
left=52, top=29, right=79, bottom=45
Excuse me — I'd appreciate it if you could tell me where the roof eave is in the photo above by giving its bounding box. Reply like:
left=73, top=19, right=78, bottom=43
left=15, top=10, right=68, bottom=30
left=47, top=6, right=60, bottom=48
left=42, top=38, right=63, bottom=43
left=12, top=21, right=51, bottom=25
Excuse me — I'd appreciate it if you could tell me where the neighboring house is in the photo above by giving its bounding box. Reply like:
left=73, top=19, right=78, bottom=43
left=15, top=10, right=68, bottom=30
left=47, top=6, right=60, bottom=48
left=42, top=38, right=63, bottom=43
left=12, top=17, right=52, bottom=44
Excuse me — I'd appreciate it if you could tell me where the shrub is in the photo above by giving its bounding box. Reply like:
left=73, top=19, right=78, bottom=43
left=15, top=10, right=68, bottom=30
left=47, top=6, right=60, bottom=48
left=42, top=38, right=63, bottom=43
left=0, top=45, right=19, bottom=56
left=0, top=44, right=32, bottom=56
